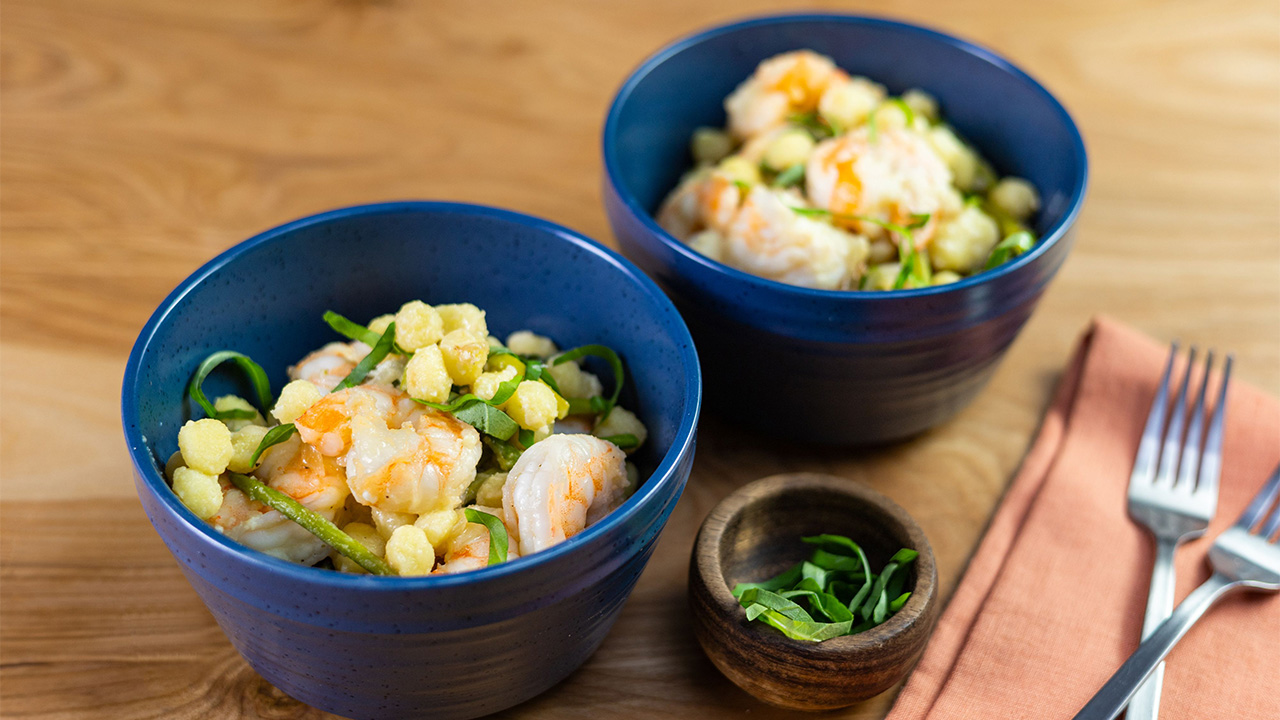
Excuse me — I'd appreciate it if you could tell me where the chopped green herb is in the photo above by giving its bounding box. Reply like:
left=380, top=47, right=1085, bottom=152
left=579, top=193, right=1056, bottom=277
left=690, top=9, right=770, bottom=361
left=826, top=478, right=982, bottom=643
left=733, top=533, right=918, bottom=642
left=567, top=396, right=610, bottom=416
left=483, top=436, right=524, bottom=471
left=788, top=111, right=837, bottom=140
left=737, top=587, right=815, bottom=623
left=227, top=473, right=393, bottom=575
left=249, top=423, right=297, bottom=467
left=322, top=310, right=383, bottom=348
left=452, top=401, right=519, bottom=441
left=780, top=578, right=855, bottom=622
left=807, top=548, right=864, bottom=572
left=462, top=472, right=493, bottom=505
left=553, top=345, right=624, bottom=421
left=332, top=322, right=397, bottom=393
left=800, top=560, right=831, bottom=590
left=790, top=207, right=926, bottom=239
left=744, top=605, right=853, bottom=642
left=772, top=163, right=805, bottom=188
left=733, top=562, right=803, bottom=599
left=888, top=97, right=916, bottom=128
left=518, top=428, right=536, bottom=448
left=463, top=508, right=508, bottom=566
left=983, top=230, right=1036, bottom=270
left=867, top=97, right=916, bottom=145
left=188, top=351, right=273, bottom=421
left=523, top=360, right=560, bottom=395
left=323, top=310, right=410, bottom=356
left=599, top=433, right=640, bottom=450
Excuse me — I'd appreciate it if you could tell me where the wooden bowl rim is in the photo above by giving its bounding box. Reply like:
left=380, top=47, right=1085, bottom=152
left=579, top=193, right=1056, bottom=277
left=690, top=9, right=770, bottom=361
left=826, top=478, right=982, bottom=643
left=693, top=472, right=938, bottom=658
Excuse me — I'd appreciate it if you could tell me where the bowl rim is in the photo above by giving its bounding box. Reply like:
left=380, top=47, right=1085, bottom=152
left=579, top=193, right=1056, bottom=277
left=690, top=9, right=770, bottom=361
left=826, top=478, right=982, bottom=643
left=121, top=200, right=702, bottom=590
left=692, top=472, right=938, bottom=655
left=602, top=11, right=1089, bottom=301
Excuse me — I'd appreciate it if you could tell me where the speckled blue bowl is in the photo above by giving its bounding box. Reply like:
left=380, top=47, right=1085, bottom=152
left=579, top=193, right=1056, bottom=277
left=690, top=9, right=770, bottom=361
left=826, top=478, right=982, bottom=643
left=603, top=14, right=1087, bottom=444
left=121, top=202, right=701, bottom=719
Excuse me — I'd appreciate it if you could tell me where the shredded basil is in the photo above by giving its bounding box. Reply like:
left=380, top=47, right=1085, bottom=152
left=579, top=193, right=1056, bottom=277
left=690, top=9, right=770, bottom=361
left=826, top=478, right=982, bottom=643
left=227, top=473, right=393, bottom=575
left=553, top=345, right=624, bottom=421
left=462, top=472, right=492, bottom=505
left=452, top=402, right=519, bottom=441
left=751, top=608, right=854, bottom=641
left=323, top=310, right=410, bottom=356
left=188, top=351, right=273, bottom=420
left=867, top=97, right=916, bottom=144
left=733, top=562, right=803, bottom=598
left=567, top=396, right=610, bottom=416
left=482, top=436, right=524, bottom=471
left=249, top=423, right=296, bottom=467
left=332, top=322, right=397, bottom=393
left=772, top=163, right=805, bottom=188
left=464, top=508, right=508, bottom=565
left=734, top=533, right=918, bottom=642
left=787, top=111, right=837, bottom=140
left=599, top=433, right=639, bottom=450
left=983, top=230, right=1036, bottom=270
left=737, top=588, right=854, bottom=641
left=780, top=577, right=855, bottom=622
left=322, top=310, right=382, bottom=348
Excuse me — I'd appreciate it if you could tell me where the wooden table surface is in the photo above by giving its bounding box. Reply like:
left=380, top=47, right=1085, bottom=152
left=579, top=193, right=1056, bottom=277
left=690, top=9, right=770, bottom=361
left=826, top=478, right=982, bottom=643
left=3, top=0, right=1278, bottom=717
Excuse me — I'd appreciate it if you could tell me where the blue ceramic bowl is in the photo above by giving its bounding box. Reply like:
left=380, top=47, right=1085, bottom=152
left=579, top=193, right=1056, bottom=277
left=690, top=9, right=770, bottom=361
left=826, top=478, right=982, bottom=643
left=121, top=202, right=701, bottom=719
left=603, top=14, right=1087, bottom=444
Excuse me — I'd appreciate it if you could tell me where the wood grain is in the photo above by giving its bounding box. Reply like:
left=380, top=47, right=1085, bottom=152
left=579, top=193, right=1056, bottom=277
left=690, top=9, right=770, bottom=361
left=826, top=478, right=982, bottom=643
left=689, top=474, right=938, bottom=710
left=2, top=0, right=1278, bottom=718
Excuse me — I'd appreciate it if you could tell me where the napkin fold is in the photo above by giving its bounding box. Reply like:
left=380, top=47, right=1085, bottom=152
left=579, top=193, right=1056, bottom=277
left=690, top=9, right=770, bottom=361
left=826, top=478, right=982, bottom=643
left=888, top=317, right=1280, bottom=719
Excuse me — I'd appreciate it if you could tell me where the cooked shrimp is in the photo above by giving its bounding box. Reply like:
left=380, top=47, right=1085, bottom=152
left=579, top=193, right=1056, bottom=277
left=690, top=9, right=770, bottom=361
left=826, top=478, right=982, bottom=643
left=209, top=435, right=349, bottom=565
left=433, top=506, right=520, bottom=575
left=293, top=384, right=418, bottom=457
left=290, top=341, right=405, bottom=391
left=721, top=186, right=869, bottom=290
left=656, top=168, right=744, bottom=241
left=502, top=434, right=628, bottom=555
left=724, top=50, right=848, bottom=139
left=344, top=408, right=483, bottom=515
left=806, top=126, right=960, bottom=247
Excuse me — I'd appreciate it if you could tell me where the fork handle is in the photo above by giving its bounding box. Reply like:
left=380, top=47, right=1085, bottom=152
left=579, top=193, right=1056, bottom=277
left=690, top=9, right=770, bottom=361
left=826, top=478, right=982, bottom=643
left=1072, top=572, right=1238, bottom=720
left=1128, top=538, right=1180, bottom=719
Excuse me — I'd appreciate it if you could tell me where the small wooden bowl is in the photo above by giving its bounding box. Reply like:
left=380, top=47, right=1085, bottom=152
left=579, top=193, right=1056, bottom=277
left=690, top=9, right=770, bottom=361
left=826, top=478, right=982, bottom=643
left=689, top=473, right=938, bottom=711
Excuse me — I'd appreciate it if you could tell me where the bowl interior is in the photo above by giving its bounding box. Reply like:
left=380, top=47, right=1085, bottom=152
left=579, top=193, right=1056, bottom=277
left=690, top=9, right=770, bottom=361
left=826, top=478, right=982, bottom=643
left=720, top=483, right=920, bottom=595
left=607, top=14, right=1085, bottom=248
left=125, top=202, right=699, bottom=567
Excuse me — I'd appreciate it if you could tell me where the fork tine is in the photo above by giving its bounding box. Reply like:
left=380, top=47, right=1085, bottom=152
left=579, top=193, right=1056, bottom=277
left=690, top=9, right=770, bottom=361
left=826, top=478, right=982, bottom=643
left=1262, top=486, right=1280, bottom=541
left=1132, top=343, right=1178, bottom=486
left=1258, top=463, right=1280, bottom=540
left=1237, top=462, right=1280, bottom=531
left=1174, top=351, right=1213, bottom=493
left=1196, top=355, right=1231, bottom=503
left=1154, top=347, right=1196, bottom=488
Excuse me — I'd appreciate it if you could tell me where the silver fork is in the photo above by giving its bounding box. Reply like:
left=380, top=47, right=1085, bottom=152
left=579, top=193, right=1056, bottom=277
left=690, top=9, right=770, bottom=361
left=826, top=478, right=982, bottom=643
left=1125, top=345, right=1231, bottom=719
left=1074, top=462, right=1280, bottom=719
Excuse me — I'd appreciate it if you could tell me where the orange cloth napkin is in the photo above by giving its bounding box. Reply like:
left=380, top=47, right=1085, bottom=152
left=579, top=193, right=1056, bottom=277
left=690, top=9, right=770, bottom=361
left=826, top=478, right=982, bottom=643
left=888, top=317, right=1280, bottom=719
